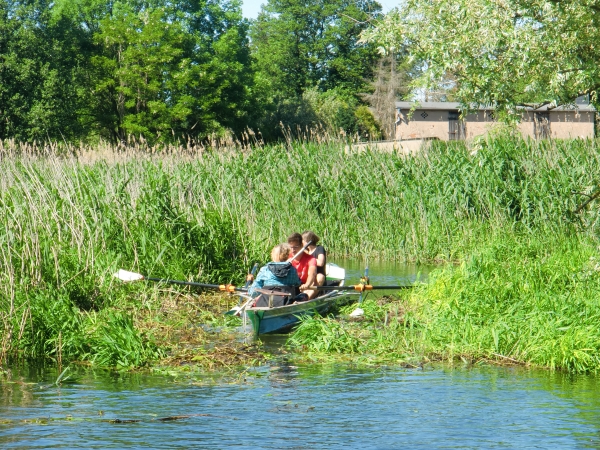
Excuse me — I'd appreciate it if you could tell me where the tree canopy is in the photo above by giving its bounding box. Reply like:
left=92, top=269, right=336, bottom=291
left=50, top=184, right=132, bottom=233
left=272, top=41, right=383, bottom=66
left=0, top=0, right=397, bottom=144
left=251, top=0, right=382, bottom=97
left=364, top=0, right=600, bottom=113
left=250, top=0, right=383, bottom=138
left=0, top=0, right=253, bottom=143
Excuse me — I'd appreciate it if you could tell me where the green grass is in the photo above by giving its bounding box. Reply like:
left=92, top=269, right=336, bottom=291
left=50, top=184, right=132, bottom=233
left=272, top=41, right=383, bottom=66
left=287, top=233, right=600, bottom=373
left=410, top=233, right=600, bottom=373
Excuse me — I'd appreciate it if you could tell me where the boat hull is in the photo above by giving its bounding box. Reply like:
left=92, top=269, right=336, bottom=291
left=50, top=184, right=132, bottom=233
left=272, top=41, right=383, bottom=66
left=245, top=290, right=357, bottom=335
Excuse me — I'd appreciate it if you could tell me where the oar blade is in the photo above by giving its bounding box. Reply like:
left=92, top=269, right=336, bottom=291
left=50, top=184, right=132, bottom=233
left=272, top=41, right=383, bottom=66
left=114, top=269, right=145, bottom=282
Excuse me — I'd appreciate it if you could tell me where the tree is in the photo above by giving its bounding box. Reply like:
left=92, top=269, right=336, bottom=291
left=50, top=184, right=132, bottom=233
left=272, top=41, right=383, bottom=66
left=0, top=0, right=254, bottom=144
left=362, top=50, right=419, bottom=139
left=0, top=0, right=91, bottom=142
left=250, top=0, right=383, bottom=137
left=364, top=1, right=600, bottom=114
left=88, top=0, right=254, bottom=143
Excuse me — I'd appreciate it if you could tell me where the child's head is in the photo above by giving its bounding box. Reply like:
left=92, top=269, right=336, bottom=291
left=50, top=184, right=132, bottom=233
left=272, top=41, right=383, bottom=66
left=271, top=243, right=291, bottom=262
left=302, top=230, right=319, bottom=246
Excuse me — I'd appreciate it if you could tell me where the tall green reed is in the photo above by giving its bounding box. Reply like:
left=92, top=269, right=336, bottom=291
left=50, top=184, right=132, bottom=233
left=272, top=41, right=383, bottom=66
left=287, top=231, right=600, bottom=372
left=0, top=148, right=249, bottom=365
left=2, top=135, right=600, bottom=368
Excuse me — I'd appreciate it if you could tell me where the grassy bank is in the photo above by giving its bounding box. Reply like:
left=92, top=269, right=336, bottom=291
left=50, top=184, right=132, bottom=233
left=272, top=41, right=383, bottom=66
left=1, top=136, right=600, bottom=371
left=289, top=232, right=600, bottom=373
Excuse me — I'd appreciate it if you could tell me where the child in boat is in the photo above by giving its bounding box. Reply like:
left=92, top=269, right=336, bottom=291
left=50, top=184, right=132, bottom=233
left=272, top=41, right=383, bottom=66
left=302, top=230, right=327, bottom=288
left=247, top=243, right=303, bottom=298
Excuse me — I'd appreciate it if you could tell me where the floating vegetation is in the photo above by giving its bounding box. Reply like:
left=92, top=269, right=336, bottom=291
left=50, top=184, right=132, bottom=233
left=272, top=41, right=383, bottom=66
left=0, top=413, right=240, bottom=426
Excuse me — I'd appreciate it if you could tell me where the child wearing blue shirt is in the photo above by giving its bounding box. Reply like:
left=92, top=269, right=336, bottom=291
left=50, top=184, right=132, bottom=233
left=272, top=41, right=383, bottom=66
left=247, top=243, right=302, bottom=297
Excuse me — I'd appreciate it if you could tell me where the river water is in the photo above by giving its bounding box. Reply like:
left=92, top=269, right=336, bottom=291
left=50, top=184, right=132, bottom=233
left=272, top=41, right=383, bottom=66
left=332, top=257, right=432, bottom=287
left=2, top=363, right=600, bottom=449
left=3, top=262, right=600, bottom=449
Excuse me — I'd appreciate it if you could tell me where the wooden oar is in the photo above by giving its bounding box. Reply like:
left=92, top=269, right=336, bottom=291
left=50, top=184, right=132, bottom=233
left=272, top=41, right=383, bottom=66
left=242, top=263, right=259, bottom=296
left=113, top=269, right=247, bottom=293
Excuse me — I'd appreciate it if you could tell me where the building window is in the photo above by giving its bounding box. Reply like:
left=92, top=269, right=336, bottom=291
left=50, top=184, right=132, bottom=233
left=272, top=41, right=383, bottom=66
left=420, top=112, right=429, bottom=119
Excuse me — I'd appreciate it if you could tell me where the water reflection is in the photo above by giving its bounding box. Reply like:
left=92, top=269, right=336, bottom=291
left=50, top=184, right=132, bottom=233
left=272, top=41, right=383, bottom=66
left=2, top=363, right=600, bottom=448
left=332, top=257, right=435, bottom=286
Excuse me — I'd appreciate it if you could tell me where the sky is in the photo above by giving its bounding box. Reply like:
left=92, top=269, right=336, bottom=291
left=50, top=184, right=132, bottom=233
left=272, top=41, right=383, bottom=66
left=241, top=0, right=395, bottom=19
left=241, top=0, right=264, bottom=19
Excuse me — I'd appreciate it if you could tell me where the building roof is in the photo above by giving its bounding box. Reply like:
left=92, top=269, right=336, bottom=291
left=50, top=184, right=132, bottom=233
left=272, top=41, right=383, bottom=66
left=395, top=101, right=596, bottom=112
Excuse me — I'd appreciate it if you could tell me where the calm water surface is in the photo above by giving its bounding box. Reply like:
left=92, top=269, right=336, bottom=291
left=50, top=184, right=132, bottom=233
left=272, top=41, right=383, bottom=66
left=2, top=364, right=600, bottom=449
left=334, top=258, right=432, bottom=286
left=3, top=262, right=600, bottom=449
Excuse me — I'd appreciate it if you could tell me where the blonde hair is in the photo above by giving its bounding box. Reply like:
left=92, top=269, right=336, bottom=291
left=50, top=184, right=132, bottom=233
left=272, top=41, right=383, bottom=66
left=271, top=243, right=291, bottom=262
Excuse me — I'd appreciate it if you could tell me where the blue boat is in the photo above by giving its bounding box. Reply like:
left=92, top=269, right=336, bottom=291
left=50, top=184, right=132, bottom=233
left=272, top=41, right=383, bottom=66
left=242, top=264, right=358, bottom=335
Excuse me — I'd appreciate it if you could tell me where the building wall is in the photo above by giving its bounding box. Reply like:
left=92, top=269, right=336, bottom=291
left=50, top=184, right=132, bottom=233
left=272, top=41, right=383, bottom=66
left=550, top=111, right=595, bottom=139
left=396, top=108, right=595, bottom=141
left=396, top=110, right=450, bottom=140
left=517, top=112, right=535, bottom=139
left=463, top=111, right=496, bottom=139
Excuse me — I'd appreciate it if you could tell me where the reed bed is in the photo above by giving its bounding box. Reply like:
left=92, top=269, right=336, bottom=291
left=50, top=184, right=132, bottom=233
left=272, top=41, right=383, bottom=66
left=1, top=135, right=600, bottom=370
left=290, top=233, right=600, bottom=373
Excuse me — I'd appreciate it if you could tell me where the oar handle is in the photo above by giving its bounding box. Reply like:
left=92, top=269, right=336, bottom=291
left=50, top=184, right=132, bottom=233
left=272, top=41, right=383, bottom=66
left=145, top=277, right=247, bottom=293
left=290, top=240, right=312, bottom=262
left=307, top=284, right=413, bottom=291
left=245, top=263, right=260, bottom=286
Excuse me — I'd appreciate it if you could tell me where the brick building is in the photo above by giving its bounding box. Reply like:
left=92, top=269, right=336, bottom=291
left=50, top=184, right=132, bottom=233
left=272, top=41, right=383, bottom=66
left=395, top=99, right=596, bottom=141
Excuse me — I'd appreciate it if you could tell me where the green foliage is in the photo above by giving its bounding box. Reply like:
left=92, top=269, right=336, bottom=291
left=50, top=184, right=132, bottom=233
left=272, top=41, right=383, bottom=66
left=354, top=105, right=383, bottom=141
left=0, top=0, right=90, bottom=141
left=250, top=0, right=383, bottom=139
left=251, top=0, right=381, bottom=97
left=289, top=316, right=362, bottom=353
left=86, top=311, right=164, bottom=369
left=19, top=292, right=87, bottom=359
left=299, top=87, right=382, bottom=139
left=0, top=152, right=250, bottom=367
left=2, top=136, right=600, bottom=371
left=409, top=234, right=600, bottom=373
left=364, top=2, right=600, bottom=112
left=0, top=0, right=253, bottom=144
left=287, top=233, right=600, bottom=373
left=128, top=165, right=245, bottom=280
left=287, top=298, right=419, bottom=363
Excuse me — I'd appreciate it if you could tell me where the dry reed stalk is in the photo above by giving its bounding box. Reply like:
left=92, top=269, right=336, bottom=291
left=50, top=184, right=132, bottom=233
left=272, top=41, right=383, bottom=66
left=17, top=306, right=29, bottom=341
left=0, top=314, right=9, bottom=365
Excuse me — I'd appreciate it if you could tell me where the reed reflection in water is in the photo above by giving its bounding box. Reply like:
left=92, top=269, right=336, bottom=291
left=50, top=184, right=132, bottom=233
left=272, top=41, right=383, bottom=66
left=333, top=258, right=434, bottom=287
left=1, top=364, right=600, bottom=449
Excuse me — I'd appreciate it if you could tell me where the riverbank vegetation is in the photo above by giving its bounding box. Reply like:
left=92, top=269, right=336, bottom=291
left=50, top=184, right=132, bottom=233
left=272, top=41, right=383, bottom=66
left=290, top=233, right=600, bottom=373
left=1, top=135, right=600, bottom=372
